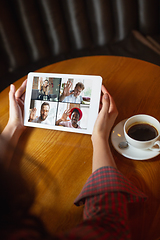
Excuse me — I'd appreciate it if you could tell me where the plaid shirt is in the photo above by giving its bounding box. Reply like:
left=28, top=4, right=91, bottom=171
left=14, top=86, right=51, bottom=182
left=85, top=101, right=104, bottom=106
left=58, top=166, right=147, bottom=240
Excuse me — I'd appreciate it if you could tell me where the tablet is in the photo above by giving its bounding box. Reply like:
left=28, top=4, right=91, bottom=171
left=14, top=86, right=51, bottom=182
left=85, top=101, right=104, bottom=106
left=24, top=72, right=102, bottom=135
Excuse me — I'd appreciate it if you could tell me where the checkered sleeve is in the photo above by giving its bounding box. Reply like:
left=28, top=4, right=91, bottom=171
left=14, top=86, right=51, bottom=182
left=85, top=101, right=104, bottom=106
left=58, top=167, right=147, bottom=240
left=74, top=166, right=147, bottom=208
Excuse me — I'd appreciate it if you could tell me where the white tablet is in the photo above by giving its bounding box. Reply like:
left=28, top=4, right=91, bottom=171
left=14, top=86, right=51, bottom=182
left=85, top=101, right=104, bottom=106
left=24, top=72, right=102, bottom=135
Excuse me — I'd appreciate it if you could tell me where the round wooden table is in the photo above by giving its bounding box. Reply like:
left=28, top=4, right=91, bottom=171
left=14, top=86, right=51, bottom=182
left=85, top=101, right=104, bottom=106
left=1, top=56, right=160, bottom=240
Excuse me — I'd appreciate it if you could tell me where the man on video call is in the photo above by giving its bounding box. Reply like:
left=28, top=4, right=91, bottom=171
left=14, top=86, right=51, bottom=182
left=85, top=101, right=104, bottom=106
left=28, top=102, right=51, bottom=124
left=59, top=81, right=85, bottom=104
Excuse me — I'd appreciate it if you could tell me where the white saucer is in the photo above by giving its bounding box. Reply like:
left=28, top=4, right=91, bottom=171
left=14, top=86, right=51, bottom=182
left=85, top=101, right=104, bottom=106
left=111, top=119, right=160, bottom=160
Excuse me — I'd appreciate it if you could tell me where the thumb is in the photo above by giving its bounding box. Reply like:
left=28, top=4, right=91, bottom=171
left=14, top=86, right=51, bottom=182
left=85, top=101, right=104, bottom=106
left=9, top=84, right=16, bottom=108
left=9, top=84, right=18, bottom=120
left=101, top=93, right=110, bottom=114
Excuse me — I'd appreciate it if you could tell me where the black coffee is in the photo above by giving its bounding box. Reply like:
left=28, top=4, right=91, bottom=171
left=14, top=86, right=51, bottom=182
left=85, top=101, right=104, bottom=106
left=127, top=123, right=158, bottom=141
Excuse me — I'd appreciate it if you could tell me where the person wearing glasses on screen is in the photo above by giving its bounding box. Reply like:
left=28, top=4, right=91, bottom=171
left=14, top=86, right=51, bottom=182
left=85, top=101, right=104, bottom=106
left=56, top=108, right=82, bottom=129
left=59, top=81, right=85, bottom=104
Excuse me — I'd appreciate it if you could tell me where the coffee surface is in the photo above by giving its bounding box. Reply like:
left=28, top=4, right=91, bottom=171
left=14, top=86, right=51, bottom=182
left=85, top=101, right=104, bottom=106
left=127, top=123, right=158, bottom=141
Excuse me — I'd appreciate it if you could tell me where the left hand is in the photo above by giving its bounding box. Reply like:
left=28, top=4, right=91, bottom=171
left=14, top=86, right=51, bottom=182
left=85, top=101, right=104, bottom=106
left=8, top=79, right=27, bottom=132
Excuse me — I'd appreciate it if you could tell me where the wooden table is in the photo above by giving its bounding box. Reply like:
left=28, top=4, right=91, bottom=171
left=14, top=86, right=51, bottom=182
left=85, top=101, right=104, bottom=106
left=1, top=56, right=160, bottom=240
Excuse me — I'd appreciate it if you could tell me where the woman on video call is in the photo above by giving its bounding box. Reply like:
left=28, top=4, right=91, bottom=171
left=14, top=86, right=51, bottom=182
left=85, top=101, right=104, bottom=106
left=56, top=107, right=82, bottom=129
left=0, top=79, right=146, bottom=239
left=38, top=78, right=50, bottom=100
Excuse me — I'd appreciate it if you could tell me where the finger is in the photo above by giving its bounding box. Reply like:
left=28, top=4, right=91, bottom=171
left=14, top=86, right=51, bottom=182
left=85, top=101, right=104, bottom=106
left=98, top=87, right=105, bottom=112
left=66, top=81, right=70, bottom=87
left=101, top=93, right=110, bottom=114
left=108, top=94, right=118, bottom=115
left=15, top=79, right=27, bottom=98
left=101, top=85, right=109, bottom=95
left=99, top=102, right=102, bottom=112
left=94, top=94, right=110, bottom=130
left=67, top=110, right=71, bottom=115
left=31, top=108, right=36, bottom=113
left=64, top=83, right=67, bottom=88
left=65, top=109, right=70, bottom=115
left=9, top=84, right=16, bottom=102
left=21, top=92, right=26, bottom=101
left=101, top=85, right=117, bottom=115
left=101, top=85, right=112, bottom=101
left=99, top=93, right=103, bottom=105
left=9, top=84, right=17, bottom=113
left=96, top=93, right=110, bottom=126
left=68, top=82, right=72, bottom=88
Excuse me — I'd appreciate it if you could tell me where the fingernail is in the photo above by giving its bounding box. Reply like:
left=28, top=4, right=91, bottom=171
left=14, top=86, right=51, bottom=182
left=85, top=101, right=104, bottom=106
left=10, top=84, right=14, bottom=92
left=104, top=93, right=109, bottom=99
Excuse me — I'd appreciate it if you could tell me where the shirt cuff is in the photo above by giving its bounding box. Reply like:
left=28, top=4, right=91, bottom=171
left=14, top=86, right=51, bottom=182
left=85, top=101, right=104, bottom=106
left=74, top=166, right=147, bottom=206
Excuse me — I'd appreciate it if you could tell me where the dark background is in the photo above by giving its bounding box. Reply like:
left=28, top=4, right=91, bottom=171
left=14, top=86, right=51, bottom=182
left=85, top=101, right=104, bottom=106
left=0, top=0, right=160, bottom=92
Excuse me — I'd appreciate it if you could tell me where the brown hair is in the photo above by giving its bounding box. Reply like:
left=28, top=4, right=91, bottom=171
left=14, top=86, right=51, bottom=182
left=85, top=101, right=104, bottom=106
left=75, top=82, right=85, bottom=90
left=41, top=102, right=50, bottom=110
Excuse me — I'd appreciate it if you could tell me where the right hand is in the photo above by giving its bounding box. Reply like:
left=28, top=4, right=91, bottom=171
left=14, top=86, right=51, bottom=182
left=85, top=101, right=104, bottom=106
left=29, top=107, right=37, bottom=121
left=92, top=85, right=118, bottom=145
left=62, top=81, right=72, bottom=97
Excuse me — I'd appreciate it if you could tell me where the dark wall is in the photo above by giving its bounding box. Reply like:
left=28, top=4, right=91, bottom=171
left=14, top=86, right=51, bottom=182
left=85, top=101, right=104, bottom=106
left=0, top=0, right=160, bottom=91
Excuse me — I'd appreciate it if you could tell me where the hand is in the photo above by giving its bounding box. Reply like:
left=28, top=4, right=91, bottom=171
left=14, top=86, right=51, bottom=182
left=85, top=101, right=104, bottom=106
left=92, top=85, right=118, bottom=145
left=63, top=81, right=72, bottom=97
left=8, top=79, right=27, bottom=132
left=29, top=108, right=37, bottom=121
left=0, top=79, right=27, bottom=168
left=61, top=109, right=71, bottom=121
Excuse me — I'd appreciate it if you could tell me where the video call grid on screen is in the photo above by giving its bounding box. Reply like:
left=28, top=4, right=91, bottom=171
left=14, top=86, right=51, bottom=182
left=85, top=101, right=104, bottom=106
left=24, top=72, right=102, bottom=134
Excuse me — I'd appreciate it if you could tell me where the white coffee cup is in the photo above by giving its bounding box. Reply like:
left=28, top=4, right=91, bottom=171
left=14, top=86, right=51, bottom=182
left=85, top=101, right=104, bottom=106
left=124, top=114, right=160, bottom=151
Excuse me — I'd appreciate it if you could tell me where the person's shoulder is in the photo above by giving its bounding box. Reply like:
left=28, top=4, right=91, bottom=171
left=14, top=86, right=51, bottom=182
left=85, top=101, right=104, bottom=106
left=60, top=121, right=71, bottom=127
left=62, top=95, right=72, bottom=102
left=44, top=119, right=51, bottom=124
left=32, top=117, right=40, bottom=123
left=68, top=94, right=74, bottom=98
left=62, top=95, right=69, bottom=101
left=59, top=121, right=65, bottom=126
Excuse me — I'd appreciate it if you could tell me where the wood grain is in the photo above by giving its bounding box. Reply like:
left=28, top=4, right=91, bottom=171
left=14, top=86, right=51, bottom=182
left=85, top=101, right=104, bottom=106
left=0, top=56, right=160, bottom=239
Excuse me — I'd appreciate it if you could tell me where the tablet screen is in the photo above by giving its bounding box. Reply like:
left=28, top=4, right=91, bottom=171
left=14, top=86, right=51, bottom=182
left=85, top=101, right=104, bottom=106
left=24, top=72, right=102, bottom=134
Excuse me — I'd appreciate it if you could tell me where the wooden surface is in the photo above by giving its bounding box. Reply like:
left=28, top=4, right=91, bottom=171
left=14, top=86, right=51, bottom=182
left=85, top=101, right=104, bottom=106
left=1, top=56, right=160, bottom=240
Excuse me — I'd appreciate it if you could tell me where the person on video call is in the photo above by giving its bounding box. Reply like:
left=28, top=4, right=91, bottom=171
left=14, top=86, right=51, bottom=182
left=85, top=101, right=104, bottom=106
left=0, top=80, right=147, bottom=239
left=28, top=102, right=51, bottom=124
left=59, top=81, right=85, bottom=103
left=56, top=108, right=82, bottom=129
left=38, top=78, right=50, bottom=100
